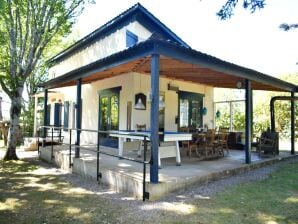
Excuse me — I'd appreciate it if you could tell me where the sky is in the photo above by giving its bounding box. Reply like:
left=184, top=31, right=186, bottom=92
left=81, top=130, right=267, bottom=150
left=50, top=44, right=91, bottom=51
left=75, top=0, right=298, bottom=77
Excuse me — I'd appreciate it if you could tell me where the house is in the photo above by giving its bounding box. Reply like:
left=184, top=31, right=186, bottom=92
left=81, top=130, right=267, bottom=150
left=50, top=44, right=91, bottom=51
left=37, top=3, right=297, bottom=184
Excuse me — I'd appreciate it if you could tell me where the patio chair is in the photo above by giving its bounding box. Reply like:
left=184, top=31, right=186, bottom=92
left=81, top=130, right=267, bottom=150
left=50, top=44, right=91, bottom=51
left=256, top=131, right=279, bottom=157
left=180, top=127, right=199, bottom=158
left=213, top=132, right=227, bottom=157
left=136, top=124, right=146, bottom=131
left=199, top=129, right=216, bottom=159
left=217, top=129, right=230, bottom=155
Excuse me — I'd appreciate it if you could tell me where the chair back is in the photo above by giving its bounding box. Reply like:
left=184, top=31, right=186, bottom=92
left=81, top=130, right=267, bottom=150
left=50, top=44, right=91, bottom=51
left=179, top=127, right=190, bottom=133
left=206, top=129, right=215, bottom=144
left=219, top=127, right=229, bottom=133
left=136, top=124, right=146, bottom=131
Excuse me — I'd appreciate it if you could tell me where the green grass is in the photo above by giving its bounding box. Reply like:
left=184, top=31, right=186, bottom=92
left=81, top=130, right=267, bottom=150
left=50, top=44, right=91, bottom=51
left=156, top=161, right=298, bottom=224
left=0, top=159, right=297, bottom=224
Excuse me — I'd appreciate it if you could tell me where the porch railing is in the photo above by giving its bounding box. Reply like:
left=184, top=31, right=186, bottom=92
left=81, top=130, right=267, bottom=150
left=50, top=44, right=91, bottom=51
left=37, top=125, right=150, bottom=201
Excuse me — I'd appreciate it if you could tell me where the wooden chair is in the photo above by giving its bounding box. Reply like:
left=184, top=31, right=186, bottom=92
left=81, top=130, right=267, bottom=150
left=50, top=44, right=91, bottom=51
left=256, top=131, right=279, bottom=157
left=217, top=129, right=230, bottom=156
left=180, top=127, right=199, bottom=158
left=200, top=129, right=216, bottom=159
left=136, top=124, right=146, bottom=131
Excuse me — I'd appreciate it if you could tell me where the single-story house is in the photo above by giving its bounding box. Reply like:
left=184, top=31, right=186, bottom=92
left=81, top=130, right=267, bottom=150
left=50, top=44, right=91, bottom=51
left=37, top=3, right=298, bottom=183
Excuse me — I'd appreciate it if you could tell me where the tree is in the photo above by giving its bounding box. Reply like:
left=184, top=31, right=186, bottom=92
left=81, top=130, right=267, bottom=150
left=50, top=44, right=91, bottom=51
left=21, top=35, right=77, bottom=138
left=0, top=0, right=91, bottom=160
left=217, top=0, right=266, bottom=20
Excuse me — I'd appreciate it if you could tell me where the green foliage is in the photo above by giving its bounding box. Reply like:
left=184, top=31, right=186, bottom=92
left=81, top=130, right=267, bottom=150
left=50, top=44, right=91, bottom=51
left=0, top=0, right=91, bottom=97
left=217, top=0, right=266, bottom=20
left=215, top=73, right=297, bottom=139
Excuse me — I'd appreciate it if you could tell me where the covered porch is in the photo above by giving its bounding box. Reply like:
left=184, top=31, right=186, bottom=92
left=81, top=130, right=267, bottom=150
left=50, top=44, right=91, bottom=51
left=41, top=38, right=297, bottom=186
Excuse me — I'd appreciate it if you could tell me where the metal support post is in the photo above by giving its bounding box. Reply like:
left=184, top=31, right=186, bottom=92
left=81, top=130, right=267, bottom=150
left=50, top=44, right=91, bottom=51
left=291, top=92, right=295, bottom=155
left=69, top=129, right=72, bottom=168
left=42, top=89, right=48, bottom=147
left=96, top=132, right=101, bottom=182
left=51, top=127, right=54, bottom=159
left=75, top=79, right=82, bottom=158
left=150, top=54, right=160, bottom=183
left=245, top=80, right=252, bottom=164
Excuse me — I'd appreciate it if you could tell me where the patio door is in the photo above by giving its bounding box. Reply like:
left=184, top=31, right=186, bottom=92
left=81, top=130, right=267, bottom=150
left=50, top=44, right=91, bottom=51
left=98, top=87, right=121, bottom=148
left=178, top=91, right=204, bottom=130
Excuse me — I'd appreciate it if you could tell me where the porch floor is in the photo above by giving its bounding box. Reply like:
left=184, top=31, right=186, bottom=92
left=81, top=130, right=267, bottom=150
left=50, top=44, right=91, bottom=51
left=39, top=144, right=296, bottom=200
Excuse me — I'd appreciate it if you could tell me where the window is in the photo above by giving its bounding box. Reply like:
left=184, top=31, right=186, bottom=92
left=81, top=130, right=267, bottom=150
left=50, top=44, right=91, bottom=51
left=126, top=30, right=138, bottom=48
left=63, top=101, right=69, bottom=131
left=178, top=91, right=204, bottom=129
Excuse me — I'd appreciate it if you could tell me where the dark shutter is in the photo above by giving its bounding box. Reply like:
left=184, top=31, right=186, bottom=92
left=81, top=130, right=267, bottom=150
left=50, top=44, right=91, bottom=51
left=54, top=103, right=61, bottom=127
left=46, top=104, right=51, bottom=126
left=63, top=101, right=69, bottom=131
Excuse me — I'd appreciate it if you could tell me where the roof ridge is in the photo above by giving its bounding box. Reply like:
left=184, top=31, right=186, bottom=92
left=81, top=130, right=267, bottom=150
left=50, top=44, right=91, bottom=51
left=48, top=3, right=189, bottom=64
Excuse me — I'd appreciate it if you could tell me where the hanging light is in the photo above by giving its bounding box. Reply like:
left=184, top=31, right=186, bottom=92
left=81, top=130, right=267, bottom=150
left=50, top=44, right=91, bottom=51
left=134, top=98, right=145, bottom=110
left=134, top=74, right=146, bottom=110
left=159, top=96, right=165, bottom=109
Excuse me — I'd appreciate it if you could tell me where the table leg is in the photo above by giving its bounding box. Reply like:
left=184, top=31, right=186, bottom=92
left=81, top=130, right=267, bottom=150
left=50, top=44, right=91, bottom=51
left=137, top=141, right=142, bottom=157
left=176, top=141, right=181, bottom=166
left=158, top=152, right=161, bottom=169
left=118, top=137, right=124, bottom=157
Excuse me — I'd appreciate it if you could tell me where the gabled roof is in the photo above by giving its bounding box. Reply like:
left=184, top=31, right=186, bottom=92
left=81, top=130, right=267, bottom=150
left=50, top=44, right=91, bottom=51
left=49, top=3, right=189, bottom=64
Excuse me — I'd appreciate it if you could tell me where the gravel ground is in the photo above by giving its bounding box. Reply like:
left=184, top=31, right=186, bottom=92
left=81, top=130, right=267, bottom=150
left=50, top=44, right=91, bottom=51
left=22, top=154, right=297, bottom=223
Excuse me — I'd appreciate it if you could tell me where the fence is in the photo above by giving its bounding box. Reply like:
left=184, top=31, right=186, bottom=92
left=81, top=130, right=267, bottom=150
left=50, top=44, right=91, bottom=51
left=37, top=126, right=150, bottom=201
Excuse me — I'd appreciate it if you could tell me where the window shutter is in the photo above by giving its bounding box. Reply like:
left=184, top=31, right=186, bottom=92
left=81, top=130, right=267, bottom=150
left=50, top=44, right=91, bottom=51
left=54, top=103, right=61, bottom=127
left=46, top=104, right=51, bottom=126
left=63, top=101, right=69, bottom=131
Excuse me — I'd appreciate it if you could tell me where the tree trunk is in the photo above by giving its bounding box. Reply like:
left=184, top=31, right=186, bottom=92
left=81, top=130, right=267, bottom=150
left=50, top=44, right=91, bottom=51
left=4, top=86, right=23, bottom=160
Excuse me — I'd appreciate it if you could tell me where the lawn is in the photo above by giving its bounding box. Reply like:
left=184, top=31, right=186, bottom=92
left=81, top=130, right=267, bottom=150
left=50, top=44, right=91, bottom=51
left=0, top=158, right=297, bottom=224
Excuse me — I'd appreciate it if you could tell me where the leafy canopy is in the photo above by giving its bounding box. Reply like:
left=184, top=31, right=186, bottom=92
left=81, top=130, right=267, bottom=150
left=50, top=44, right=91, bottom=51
left=0, top=0, right=92, bottom=98
left=217, top=0, right=266, bottom=20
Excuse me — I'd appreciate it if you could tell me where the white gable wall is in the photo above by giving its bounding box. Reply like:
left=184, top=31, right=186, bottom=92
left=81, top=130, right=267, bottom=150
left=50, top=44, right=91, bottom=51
left=49, top=21, right=152, bottom=79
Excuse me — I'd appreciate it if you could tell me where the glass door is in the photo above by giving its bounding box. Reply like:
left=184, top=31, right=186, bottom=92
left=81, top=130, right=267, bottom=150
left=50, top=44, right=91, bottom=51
left=179, top=91, right=204, bottom=130
left=98, top=88, right=120, bottom=148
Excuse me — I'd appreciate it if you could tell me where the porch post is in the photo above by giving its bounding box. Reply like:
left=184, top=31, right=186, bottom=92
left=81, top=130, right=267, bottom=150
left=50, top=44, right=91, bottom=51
left=229, top=101, right=233, bottom=131
left=245, top=80, right=252, bottom=164
left=33, top=94, right=38, bottom=136
left=150, top=54, right=160, bottom=183
left=75, top=78, right=82, bottom=158
left=42, top=88, right=48, bottom=146
left=291, top=92, right=295, bottom=155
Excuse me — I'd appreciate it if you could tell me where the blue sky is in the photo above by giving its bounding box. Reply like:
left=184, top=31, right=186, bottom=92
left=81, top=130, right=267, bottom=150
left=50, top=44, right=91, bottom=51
left=75, top=0, right=298, bottom=77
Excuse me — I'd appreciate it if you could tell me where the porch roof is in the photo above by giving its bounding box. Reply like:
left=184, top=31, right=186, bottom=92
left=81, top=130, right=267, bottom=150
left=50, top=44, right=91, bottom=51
left=42, top=39, right=298, bottom=92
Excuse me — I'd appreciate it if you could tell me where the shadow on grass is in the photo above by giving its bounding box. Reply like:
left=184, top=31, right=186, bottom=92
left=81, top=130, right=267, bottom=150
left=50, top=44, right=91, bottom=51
left=0, top=160, right=124, bottom=224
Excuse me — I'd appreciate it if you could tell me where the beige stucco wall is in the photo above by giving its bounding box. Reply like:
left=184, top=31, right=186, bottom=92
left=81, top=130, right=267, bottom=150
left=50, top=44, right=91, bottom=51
left=49, top=21, right=152, bottom=79
left=48, top=73, right=214, bottom=145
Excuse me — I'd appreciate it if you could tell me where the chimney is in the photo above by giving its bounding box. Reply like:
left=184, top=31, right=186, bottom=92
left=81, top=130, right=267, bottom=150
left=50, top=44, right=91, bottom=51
left=0, top=97, right=3, bottom=121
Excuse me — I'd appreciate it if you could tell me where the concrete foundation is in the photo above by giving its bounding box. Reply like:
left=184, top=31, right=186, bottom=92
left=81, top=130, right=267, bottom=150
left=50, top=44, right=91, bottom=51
left=39, top=145, right=297, bottom=200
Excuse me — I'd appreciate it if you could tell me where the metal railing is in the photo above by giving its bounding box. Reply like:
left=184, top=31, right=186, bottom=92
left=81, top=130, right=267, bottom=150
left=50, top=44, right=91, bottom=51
left=37, top=126, right=150, bottom=201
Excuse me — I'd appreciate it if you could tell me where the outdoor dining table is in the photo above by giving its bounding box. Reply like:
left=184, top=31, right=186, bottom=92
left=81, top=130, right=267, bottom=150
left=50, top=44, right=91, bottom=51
left=109, top=130, right=192, bottom=167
